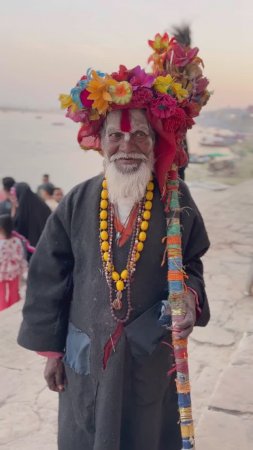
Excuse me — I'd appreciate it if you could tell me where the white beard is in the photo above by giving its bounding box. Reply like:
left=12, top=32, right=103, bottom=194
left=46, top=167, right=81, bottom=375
left=104, top=153, right=154, bottom=207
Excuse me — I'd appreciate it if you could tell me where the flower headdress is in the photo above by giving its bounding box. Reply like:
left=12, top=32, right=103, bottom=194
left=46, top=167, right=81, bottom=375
left=59, top=32, right=210, bottom=156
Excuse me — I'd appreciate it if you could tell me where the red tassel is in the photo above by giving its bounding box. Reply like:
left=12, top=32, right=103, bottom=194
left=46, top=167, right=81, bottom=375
left=103, top=323, right=124, bottom=369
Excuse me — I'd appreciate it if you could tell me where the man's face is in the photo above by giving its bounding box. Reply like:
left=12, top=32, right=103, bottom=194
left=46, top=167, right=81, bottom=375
left=42, top=176, right=49, bottom=184
left=101, top=109, right=154, bottom=174
left=53, top=189, right=63, bottom=203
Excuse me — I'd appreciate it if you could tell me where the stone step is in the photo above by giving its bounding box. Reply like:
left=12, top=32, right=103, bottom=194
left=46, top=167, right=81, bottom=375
left=195, top=319, right=253, bottom=449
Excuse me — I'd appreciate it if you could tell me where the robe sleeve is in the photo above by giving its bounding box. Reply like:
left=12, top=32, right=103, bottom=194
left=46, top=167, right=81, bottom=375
left=17, top=196, right=75, bottom=353
left=179, top=180, right=210, bottom=327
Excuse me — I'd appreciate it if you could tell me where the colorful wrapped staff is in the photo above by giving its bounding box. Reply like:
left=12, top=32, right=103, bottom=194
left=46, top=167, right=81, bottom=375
left=165, top=165, right=195, bottom=449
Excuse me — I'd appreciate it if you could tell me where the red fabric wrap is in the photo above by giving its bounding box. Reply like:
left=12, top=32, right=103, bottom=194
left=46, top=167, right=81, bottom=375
left=147, top=113, right=188, bottom=193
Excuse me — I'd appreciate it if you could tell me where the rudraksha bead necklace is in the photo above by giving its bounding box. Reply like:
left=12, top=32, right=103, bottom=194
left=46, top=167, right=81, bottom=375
left=100, top=178, right=154, bottom=322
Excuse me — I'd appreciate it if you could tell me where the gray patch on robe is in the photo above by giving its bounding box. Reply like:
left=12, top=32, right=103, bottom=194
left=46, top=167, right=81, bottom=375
left=63, top=322, right=91, bottom=375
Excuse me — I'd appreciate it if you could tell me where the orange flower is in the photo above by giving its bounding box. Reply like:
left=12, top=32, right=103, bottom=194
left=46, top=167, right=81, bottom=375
left=148, top=52, right=167, bottom=72
left=86, top=71, right=117, bottom=114
left=148, top=33, right=171, bottom=54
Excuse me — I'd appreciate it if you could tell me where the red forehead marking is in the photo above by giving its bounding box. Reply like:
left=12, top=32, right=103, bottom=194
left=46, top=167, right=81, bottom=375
left=120, top=109, right=131, bottom=132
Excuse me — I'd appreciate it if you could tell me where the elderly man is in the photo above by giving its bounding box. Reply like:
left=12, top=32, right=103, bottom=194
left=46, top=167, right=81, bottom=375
left=18, top=33, right=210, bottom=450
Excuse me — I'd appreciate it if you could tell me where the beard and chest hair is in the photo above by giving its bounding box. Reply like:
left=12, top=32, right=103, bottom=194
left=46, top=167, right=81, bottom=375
left=101, top=110, right=155, bottom=224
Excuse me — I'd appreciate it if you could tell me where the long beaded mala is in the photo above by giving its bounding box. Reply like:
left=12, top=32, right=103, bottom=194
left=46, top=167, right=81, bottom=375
left=165, top=164, right=195, bottom=449
left=99, top=178, right=154, bottom=323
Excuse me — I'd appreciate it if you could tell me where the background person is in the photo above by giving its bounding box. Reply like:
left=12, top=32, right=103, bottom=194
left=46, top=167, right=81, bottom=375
left=38, top=183, right=58, bottom=211
left=12, top=182, right=51, bottom=247
left=42, top=174, right=50, bottom=184
left=0, top=214, right=28, bottom=311
left=37, top=173, right=54, bottom=195
left=0, top=177, right=16, bottom=215
left=53, top=187, right=64, bottom=203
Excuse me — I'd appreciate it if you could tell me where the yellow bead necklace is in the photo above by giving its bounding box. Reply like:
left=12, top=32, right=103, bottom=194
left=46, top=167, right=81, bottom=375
left=100, top=178, right=154, bottom=322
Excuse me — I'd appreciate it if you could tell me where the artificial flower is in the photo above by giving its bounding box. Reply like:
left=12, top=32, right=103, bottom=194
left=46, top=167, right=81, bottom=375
left=185, top=62, right=203, bottom=80
left=129, top=66, right=155, bottom=90
left=163, top=108, right=192, bottom=133
left=59, top=94, right=75, bottom=110
left=80, top=89, right=93, bottom=108
left=86, top=71, right=117, bottom=114
left=111, top=65, right=129, bottom=82
left=109, top=81, right=132, bottom=105
left=147, top=52, right=167, bottom=72
left=70, top=75, right=92, bottom=109
left=182, top=99, right=206, bottom=118
left=167, top=43, right=199, bottom=68
left=153, top=75, right=188, bottom=102
left=70, top=87, right=83, bottom=109
left=148, top=33, right=172, bottom=54
left=198, top=90, right=211, bottom=107
left=195, top=77, right=209, bottom=95
left=66, top=107, right=89, bottom=123
left=150, top=95, right=177, bottom=118
left=171, top=82, right=189, bottom=102
left=147, top=33, right=177, bottom=72
left=129, top=87, right=153, bottom=108
left=153, top=75, right=174, bottom=94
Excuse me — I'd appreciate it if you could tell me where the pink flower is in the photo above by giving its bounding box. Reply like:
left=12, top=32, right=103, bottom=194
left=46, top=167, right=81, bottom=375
left=195, top=77, right=209, bottom=94
left=167, top=43, right=199, bottom=68
left=150, top=95, right=177, bottom=118
left=80, top=89, right=93, bottom=108
left=129, top=66, right=155, bottom=90
left=66, top=107, right=89, bottom=123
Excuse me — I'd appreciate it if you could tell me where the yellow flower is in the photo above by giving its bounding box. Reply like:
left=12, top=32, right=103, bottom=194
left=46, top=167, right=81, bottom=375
left=109, top=81, right=132, bottom=105
left=59, top=94, right=76, bottom=110
left=86, top=71, right=117, bottom=115
left=171, top=82, right=188, bottom=102
left=154, top=75, right=172, bottom=94
left=154, top=75, right=188, bottom=102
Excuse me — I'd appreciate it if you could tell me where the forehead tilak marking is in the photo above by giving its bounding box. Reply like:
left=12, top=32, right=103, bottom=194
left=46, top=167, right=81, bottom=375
left=120, top=109, right=131, bottom=132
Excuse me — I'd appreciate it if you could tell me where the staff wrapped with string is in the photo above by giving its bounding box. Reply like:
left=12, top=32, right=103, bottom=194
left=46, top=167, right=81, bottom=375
left=148, top=32, right=210, bottom=449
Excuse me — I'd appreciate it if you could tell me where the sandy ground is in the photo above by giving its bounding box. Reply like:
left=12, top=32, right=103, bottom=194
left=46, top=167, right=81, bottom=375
left=0, top=177, right=253, bottom=449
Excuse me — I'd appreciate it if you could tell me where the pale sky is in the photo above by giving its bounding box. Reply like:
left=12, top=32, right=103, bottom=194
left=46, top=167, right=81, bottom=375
left=1, top=0, right=253, bottom=111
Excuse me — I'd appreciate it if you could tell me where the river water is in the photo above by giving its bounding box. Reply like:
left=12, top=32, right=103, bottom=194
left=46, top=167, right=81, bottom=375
left=0, top=110, right=217, bottom=194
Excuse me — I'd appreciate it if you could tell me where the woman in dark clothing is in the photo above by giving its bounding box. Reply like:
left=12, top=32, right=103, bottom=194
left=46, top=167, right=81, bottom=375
left=13, top=182, right=51, bottom=247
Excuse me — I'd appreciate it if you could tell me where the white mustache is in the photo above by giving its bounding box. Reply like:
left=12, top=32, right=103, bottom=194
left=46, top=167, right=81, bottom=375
left=110, top=152, right=148, bottom=162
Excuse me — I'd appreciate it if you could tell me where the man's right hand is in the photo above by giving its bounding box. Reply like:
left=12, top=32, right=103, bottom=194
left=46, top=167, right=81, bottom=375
left=44, top=357, right=66, bottom=392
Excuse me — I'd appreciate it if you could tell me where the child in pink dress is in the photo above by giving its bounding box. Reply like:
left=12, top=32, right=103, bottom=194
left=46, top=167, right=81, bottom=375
left=0, top=214, right=28, bottom=311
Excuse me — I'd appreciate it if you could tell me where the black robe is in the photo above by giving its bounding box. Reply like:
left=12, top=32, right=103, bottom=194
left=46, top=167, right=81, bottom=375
left=18, top=175, right=210, bottom=450
left=14, top=182, right=51, bottom=247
